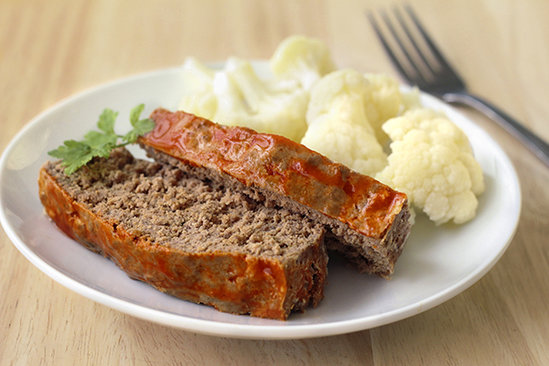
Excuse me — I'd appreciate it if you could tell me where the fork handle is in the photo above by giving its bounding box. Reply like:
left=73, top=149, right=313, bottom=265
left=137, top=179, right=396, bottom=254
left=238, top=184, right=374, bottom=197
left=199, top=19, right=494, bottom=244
left=441, top=91, right=549, bottom=168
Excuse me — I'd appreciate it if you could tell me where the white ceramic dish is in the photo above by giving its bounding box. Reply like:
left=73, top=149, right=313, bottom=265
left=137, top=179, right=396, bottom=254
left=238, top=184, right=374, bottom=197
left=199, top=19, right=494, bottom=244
left=0, top=64, right=521, bottom=339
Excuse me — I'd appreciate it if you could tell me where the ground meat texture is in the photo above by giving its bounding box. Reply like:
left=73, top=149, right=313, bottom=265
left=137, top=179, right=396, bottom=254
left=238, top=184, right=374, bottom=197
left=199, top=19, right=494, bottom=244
left=140, top=109, right=412, bottom=278
left=38, top=148, right=328, bottom=320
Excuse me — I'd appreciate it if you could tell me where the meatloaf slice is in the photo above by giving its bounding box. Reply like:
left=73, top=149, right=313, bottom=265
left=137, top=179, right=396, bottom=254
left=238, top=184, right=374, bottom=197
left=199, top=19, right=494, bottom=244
left=139, top=108, right=412, bottom=278
left=38, top=148, right=328, bottom=320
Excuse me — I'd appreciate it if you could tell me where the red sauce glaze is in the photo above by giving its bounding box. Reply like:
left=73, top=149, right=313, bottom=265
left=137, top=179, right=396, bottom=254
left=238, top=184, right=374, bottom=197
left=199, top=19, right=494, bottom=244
left=38, top=167, right=293, bottom=320
left=140, top=109, right=408, bottom=238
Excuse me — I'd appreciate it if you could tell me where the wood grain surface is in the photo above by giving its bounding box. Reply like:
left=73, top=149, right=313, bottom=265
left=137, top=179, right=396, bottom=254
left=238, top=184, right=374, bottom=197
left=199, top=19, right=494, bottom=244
left=1, top=0, right=548, bottom=365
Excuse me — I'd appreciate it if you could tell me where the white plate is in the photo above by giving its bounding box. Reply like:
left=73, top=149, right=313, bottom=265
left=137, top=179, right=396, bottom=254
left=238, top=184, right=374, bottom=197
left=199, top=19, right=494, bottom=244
left=0, top=64, right=520, bottom=339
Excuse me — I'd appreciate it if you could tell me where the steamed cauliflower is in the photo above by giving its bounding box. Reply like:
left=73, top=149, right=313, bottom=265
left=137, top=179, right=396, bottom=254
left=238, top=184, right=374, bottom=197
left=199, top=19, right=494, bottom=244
left=270, top=35, right=335, bottom=90
left=178, top=58, right=309, bottom=141
left=301, top=93, right=388, bottom=175
left=301, top=69, right=387, bottom=176
left=178, top=36, right=337, bottom=142
left=212, top=58, right=309, bottom=141
left=362, top=73, right=403, bottom=144
left=176, top=36, right=486, bottom=226
left=375, top=108, right=485, bottom=225
left=178, top=58, right=217, bottom=120
left=306, top=69, right=403, bottom=145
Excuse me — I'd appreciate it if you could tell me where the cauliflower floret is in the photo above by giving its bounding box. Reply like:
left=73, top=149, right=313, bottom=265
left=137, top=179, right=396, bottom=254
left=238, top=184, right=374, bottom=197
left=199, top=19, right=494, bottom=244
left=400, top=86, right=422, bottom=112
left=211, top=58, right=309, bottom=141
left=178, top=57, right=218, bottom=120
left=177, top=36, right=336, bottom=142
left=178, top=57, right=309, bottom=142
left=362, top=73, right=403, bottom=143
left=176, top=37, right=486, bottom=226
left=302, top=70, right=388, bottom=176
left=301, top=111, right=388, bottom=175
left=270, top=35, right=335, bottom=90
left=306, top=69, right=402, bottom=145
left=375, top=108, right=485, bottom=225
left=306, top=69, right=369, bottom=124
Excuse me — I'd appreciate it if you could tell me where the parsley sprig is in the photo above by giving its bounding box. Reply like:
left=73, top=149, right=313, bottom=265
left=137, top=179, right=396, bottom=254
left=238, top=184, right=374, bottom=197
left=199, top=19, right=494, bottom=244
left=48, top=104, right=155, bottom=175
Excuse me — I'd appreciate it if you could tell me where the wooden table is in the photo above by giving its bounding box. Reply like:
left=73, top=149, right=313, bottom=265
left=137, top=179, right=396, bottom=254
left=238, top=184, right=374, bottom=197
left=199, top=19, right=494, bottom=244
left=1, top=0, right=548, bottom=364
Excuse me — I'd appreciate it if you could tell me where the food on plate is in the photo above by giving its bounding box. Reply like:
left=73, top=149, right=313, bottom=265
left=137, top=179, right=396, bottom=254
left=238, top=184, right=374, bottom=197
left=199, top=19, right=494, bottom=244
left=179, top=56, right=310, bottom=142
left=301, top=69, right=391, bottom=176
left=305, top=70, right=402, bottom=146
left=40, top=106, right=411, bottom=319
left=48, top=104, right=155, bottom=175
left=139, top=108, right=412, bottom=278
left=39, top=33, right=485, bottom=319
left=39, top=148, right=328, bottom=320
left=177, top=58, right=217, bottom=121
left=176, top=35, right=484, bottom=224
left=213, top=57, right=309, bottom=142
left=375, top=108, right=485, bottom=224
left=269, top=35, right=336, bottom=89
left=178, top=36, right=335, bottom=142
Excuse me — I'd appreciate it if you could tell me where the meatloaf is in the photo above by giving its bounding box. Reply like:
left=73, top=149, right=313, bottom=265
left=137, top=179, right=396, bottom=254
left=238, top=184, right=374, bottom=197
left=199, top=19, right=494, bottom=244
left=38, top=148, right=328, bottom=320
left=139, top=108, right=412, bottom=278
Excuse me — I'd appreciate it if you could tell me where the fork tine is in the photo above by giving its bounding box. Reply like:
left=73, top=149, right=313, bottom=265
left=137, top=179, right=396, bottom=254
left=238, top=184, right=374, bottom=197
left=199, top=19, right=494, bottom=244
left=403, top=5, right=462, bottom=81
left=367, top=11, right=415, bottom=83
left=392, top=6, right=436, bottom=76
left=378, top=9, right=430, bottom=85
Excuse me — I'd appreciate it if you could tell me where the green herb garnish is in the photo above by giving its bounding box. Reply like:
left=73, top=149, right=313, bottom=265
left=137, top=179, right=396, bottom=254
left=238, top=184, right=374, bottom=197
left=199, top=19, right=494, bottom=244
left=48, top=104, right=155, bottom=175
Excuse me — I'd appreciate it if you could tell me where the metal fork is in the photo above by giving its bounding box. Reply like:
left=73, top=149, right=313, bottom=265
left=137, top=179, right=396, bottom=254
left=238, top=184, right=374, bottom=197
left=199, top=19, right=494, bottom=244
left=368, top=5, right=549, bottom=168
